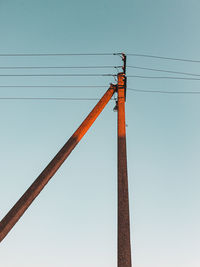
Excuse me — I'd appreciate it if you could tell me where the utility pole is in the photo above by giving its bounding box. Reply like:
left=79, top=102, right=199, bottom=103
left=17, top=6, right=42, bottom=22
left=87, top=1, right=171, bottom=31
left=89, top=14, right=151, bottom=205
left=0, top=84, right=116, bottom=243
left=0, top=53, right=132, bottom=267
left=117, top=54, right=132, bottom=267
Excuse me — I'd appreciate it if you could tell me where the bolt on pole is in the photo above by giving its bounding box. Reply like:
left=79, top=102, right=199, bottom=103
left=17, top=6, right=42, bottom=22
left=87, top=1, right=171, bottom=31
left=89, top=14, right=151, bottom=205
left=117, top=54, right=132, bottom=267
left=0, top=84, right=117, bottom=243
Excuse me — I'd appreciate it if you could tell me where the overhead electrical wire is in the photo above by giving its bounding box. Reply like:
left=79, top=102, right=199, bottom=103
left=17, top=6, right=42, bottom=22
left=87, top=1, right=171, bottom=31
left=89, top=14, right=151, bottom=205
left=0, top=85, right=108, bottom=88
left=0, top=66, right=121, bottom=70
left=127, top=53, right=200, bottom=63
left=3, top=90, right=200, bottom=99
left=0, top=74, right=116, bottom=77
left=1, top=52, right=200, bottom=63
left=0, top=97, right=115, bottom=101
left=0, top=53, right=115, bottom=57
left=127, top=66, right=200, bottom=77
left=127, top=75, right=200, bottom=80
left=127, top=88, right=200, bottom=94
left=1, top=65, right=199, bottom=77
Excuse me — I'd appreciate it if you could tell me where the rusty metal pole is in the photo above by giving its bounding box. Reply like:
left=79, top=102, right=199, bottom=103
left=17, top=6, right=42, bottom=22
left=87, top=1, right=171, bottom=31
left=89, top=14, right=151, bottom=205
left=117, top=69, right=132, bottom=266
left=0, top=84, right=116, bottom=243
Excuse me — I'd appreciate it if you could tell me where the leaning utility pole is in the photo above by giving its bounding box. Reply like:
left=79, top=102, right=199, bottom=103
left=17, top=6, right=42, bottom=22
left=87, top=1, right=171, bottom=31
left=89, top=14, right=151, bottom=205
left=117, top=54, right=132, bottom=267
left=0, top=84, right=116, bottom=242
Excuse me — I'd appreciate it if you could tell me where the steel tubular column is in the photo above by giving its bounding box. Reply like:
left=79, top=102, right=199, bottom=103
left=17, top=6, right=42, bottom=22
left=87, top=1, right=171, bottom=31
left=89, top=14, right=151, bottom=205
left=0, top=84, right=116, bottom=243
left=117, top=73, right=132, bottom=267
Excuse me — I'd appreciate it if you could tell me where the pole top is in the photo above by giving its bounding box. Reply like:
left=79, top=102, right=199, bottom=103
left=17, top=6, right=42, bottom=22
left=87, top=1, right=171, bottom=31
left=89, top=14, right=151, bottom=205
left=121, top=54, right=126, bottom=74
left=117, top=53, right=127, bottom=101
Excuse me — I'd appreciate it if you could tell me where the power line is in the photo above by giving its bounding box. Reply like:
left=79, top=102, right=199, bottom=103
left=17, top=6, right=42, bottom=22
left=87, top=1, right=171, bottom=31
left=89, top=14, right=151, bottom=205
left=0, top=66, right=121, bottom=70
left=5, top=89, right=199, bottom=96
left=0, top=85, right=108, bottom=88
left=127, top=75, right=200, bottom=80
left=127, top=66, right=200, bottom=77
left=0, top=74, right=116, bottom=77
left=0, top=97, right=115, bottom=101
left=0, top=53, right=115, bottom=57
left=1, top=52, right=200, bottom=63
left=127, top=88, right=200, bottom=94
left=127, top=53, right=200, bottom=63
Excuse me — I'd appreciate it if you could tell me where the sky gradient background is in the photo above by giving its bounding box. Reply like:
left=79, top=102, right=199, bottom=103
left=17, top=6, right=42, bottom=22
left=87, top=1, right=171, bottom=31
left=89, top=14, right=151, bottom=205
left=1, top=0, right=200, bottom=266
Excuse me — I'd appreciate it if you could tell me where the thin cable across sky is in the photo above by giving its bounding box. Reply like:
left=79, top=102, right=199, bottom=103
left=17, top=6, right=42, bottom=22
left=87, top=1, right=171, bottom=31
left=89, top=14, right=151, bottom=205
left=127, top=75, right=200, bottom=80
left=0, top=97, right=115, bottom=101
left=0, top=85, right=108, bottom=88
left=127, top=66, right=200, bottom=77
left=127, top=88, right=200, bottom=94
left=0, top=74, right=116, bottom=77
left=0, top=53, right=116, bottom=57
left=0, top=66, right=121, bottom=70
left=127, top=53, right=200, bottom=63
left=0, top=52, right=200, bottom=63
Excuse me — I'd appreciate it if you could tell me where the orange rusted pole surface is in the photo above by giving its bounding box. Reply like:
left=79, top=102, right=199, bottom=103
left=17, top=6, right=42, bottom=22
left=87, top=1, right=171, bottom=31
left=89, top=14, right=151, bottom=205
left=117, top=73, right=132, bottom=267
left=0, top=84, right=116, bottom=243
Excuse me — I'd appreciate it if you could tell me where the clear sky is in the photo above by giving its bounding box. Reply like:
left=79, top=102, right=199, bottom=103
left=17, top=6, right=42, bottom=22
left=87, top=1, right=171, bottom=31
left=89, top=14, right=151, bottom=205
left=0, top=0, right=200, bottom=266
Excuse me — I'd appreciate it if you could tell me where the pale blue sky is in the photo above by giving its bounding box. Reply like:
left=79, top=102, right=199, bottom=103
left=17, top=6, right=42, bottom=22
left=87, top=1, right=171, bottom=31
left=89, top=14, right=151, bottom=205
left=0, top=1, right=200, bottom=267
